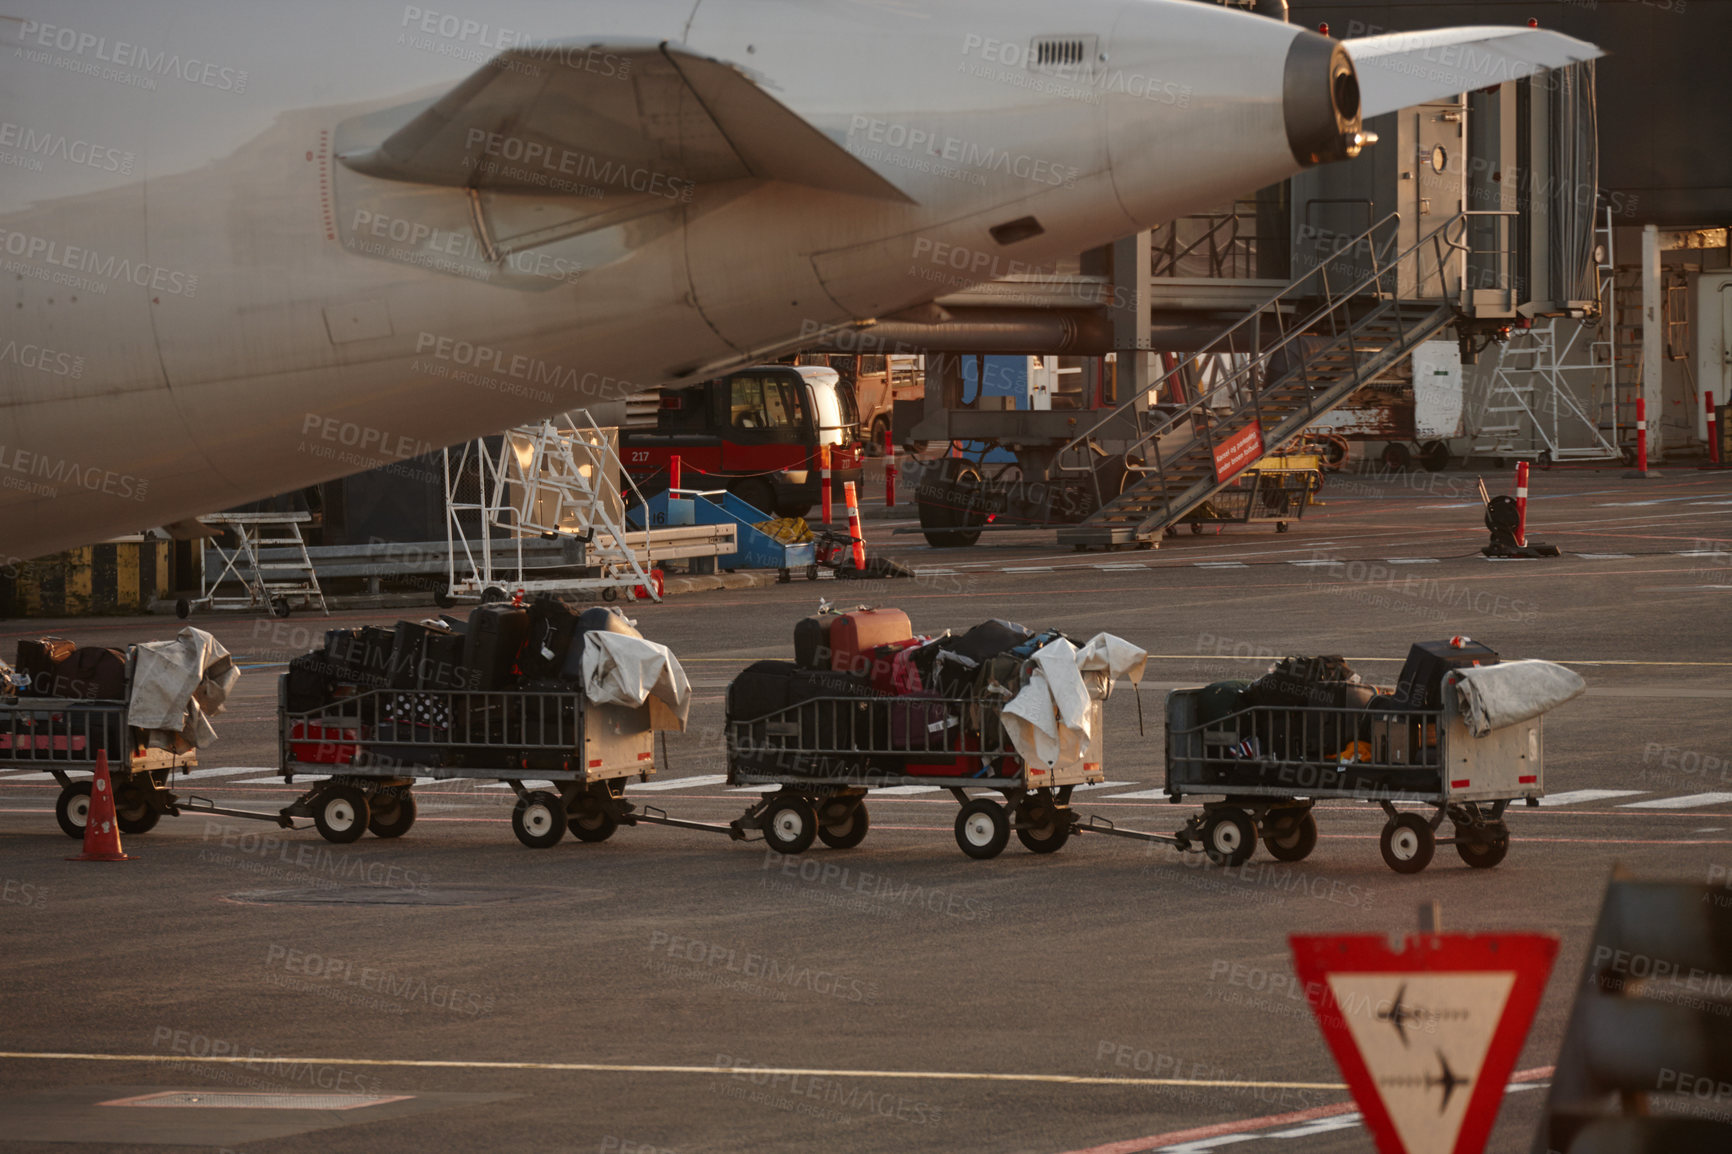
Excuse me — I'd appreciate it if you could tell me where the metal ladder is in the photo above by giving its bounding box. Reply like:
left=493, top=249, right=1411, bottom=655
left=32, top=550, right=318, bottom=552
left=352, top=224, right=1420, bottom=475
left=187, top=512, right=328, bottom=618
left=1472, top=319, right=1621, bottom=462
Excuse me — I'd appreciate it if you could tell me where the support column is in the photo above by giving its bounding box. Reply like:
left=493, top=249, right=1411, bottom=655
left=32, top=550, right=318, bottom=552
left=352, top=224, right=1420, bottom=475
left=1110, top=232, right=1155, bottom=408
left=1641, top=224, right=1665, bottom=461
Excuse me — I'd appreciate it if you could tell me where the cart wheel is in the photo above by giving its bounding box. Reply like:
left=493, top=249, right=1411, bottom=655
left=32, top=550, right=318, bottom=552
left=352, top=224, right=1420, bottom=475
left=762, top=795, right=818, bottom=854
left=481, top=586, right=507, bottom=604
left=434, top=591, right=455, bottom=609
left=1454, top=820, right=1510, bottom=869
left=1189, top=522, right=1203, bottom=535
left=1262, top=812, right=1317, bottom=862
left=512, top=791, right=567, bottom=849
left=1016, top=809, right=1072, bottom=855
left=1382, top=442, right=1413, bottom=472
left=271, top=597, right=292, bottom=618
left=115, top=784, right=161, bottom=835
left=806, top=564, right=820, bottom=581
left=367, top=793, right=417, bottom=839
left=174, top=597, right=192, bottom=620
left=55, top=781, right=93, bottom=840
left=1202, top=807, right=1256, bottom=867
left=1275, top=521, right=1290, bottom=533
left=313, top=785, right=370, bottom=844
left=955, top=798, right=1010, bottom=860
left=1421, top=441, right=1452, bottom=472
left=602, top=587, right=619, bottom=603
left=569, top=807, right=619, bottom=843
left=816, top=802, right=869, bottom=850
left=1380, top=813, right=1435, bottom=873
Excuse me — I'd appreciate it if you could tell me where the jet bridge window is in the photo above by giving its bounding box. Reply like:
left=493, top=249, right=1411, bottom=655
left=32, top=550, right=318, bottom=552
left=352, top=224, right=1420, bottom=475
left=730, top=376, right=801, bottom=431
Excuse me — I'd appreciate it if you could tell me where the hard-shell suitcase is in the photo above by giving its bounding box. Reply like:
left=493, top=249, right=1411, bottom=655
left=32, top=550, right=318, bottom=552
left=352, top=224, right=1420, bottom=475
left=794, top=615, right=835, bottom=671
left=326, top=626, right=396, bottom=687
left=49, top=647, right=128, bottom=700
left=864, top=638, right=924, bottom=695
left=16, top=638, right=75, bottom=697
left=1392, top=640, right=1499, bottom=709
left=521, top=597, right=583, bottom=681
left=287, top=654, right=338, bottom=712
left=464, top=604, right=529, bottom=690
left=889, top=692, right=958, bottom=750
left=560, top=607, right=643, bottom=680
left=828, top=609, right=912, bottom=675
left=391, top=621, right=474, bottom=691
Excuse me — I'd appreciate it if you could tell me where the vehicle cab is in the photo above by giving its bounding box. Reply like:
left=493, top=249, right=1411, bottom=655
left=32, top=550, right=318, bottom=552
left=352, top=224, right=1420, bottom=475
left=621, top=364, right=864, bottom=518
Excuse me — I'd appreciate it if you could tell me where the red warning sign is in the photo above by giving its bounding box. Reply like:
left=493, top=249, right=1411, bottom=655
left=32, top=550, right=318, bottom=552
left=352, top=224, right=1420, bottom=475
left=1289, top=933, right=1557, bottom=1154
left=1212, top=420, right=1264, bottom=483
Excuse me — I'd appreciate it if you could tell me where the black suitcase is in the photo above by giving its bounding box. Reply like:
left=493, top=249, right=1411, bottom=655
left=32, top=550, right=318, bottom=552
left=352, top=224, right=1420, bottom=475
left=390, top=621, right=470, bottom=690
left=326, top=626, right=396, bottom=688
left=1391, top=640, right=1499, bottom=709
left=49, top=647, right=128, bottom=700
left=561, top=607, right=644, bottom=680
left=464, top=604, right=529, bottom=690
left=16, top=638, right=75, bottom=697
left=287, top=652, right=340, bottom=713
left=520, top=597, right=583, bottom=681
left=794, top=616, right=834, bottom=671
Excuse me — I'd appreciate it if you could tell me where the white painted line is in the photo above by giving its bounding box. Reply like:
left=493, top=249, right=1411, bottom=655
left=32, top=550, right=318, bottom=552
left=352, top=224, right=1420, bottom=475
left=1575, top=553, right=1633, bottom=560
left=1419, top=502, right=1481, bottom=509
left=1620, top=793, right=1732, bottom=810
left=1266, top=1113, right=1364, bottom=1139
left=171, top=767, right=278, bottom=781
left=1194, top=562, right=1249, bottom=569
left=1384, top=558, right=1439, bottom=565
left=729, top=785, right=781, bottom=793
left=1536, top=789, right=1647, bottom=807
left=1692, top=828, right=1725, bottom=833
left=1070, top=781, right=1137, bottom=792
left=478, top=781, right=554, bottom=790
left=1002, top=567, right=1054, bottom=573
left=1095, top=564, right=1149, bottom=571
left=914, top=568, right=959, bottom=575
left=0, top=772, right=60, bottom=782
left=1104, top=788, right=1170, bottom=800
left=1678, top=549, right=1731, bottom=556
left=1156, top=1135, right=1260, bottom=1153
left=1288, top=559, right=1337, bottom=567
left=228, top=775, right=287, bottom=784
left=869, top=786, right=944, bottom=796
left=628, top=774, right=728, bottom=792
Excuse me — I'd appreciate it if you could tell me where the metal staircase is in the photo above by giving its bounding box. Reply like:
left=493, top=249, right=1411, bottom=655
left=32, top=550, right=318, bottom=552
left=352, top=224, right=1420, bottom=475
left=1051, top=213, right=1466, bottom=548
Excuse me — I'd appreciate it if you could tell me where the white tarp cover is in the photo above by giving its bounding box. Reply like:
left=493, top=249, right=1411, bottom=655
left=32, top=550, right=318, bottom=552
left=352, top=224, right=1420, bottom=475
left=580, top=631, right=691, bottom=731
left=1449, top=659, right=1585, bottom=738
left=1002, top=633, right=1148, bottom=769
left=127, top=627, right=241, bottom=751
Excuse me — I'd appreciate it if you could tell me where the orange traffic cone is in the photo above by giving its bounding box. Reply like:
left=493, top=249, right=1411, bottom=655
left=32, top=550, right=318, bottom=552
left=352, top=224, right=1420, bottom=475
left=67, top=750, right=132, bottom=862
left=843, top=481, right=867, bottom=572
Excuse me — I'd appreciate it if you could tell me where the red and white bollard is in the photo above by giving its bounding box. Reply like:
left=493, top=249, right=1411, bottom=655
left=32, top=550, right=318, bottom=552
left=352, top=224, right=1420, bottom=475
left=1635, top=397, right=1649, bottom=472
left=669, top=453, right=681, bottom=495
left=1513, top=460, right=1529, bottom=548
left=843, top=481, right=867, bottom=571
left=819, top=443, right=833, bottom=525
left=1708, top=392, right=1720, bottom=466
left=883, top=426, right=896, bottom=507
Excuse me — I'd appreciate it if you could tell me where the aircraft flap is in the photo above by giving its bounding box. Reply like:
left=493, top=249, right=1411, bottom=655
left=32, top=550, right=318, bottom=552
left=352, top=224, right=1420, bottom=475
left=1344, top=27, right=1603, bottom=120
left=339, top=40, right=911, bottom=204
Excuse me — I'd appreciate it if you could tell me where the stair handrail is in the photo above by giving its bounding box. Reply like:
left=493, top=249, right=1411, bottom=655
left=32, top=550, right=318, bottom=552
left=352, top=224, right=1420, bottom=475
left=1049, top=211, right=1470, bottom=481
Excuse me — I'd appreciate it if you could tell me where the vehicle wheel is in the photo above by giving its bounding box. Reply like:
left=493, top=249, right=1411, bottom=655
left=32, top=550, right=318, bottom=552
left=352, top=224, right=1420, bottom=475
left=1262, top=812, right=1317, bottom=862
left=1380, top=813, right=1435, bottom=873
left=568, top=803, right=619, bottom=843
left=806, top=564, right=819, bottom=581
left=917, top=462, right=985, bottom=548
left=512, top=790, right=567, bottom=849
left=1382, top=442, right=1413, bottom=472
left=313, top=785, right=370, bottom=844
left=817, top=803, right=870, bottom=850
left=868, top=417, right=890, bottom=456
left=1420, top=440, right=1451, bottom=472
left=955, top=798, right=1010, bottom=860
left=1016, top=804, right=1072, bottom=854
left=762, top=795, right=818, bottom=854
left=1202, top=806, right=1256, bottom=867
left=272, top=597, right=292, bottom=619
left=434, top=591, right=455, bottom=609
left=174, top=597, right=192, bottom=620
left=730, top=479, right=777, bottom=518
left=55, top=781, right=93, bottom=840
left=1275, top=521, right=1290, bottom=534
left=781, top=504, right=813, bottom=520
left=1536, top=449, right=1554, bottom=471
left=1189, top=522, right=1203, bottom=535
left=1454, top=821, right=1510, bottom=869
left=115, top=783, right=161, bottom=835
left=481, top=586, right=507, bottom=604
left=367, top=792, right=417, bottom=838
left=602, top=586, right=618, bottom=602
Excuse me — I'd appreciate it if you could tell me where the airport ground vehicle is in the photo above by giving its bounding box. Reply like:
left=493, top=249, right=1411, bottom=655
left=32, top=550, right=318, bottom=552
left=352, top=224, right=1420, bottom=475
left=620, top=365, right=864, bottom=518
left=4, top=700, right=197, bottom=840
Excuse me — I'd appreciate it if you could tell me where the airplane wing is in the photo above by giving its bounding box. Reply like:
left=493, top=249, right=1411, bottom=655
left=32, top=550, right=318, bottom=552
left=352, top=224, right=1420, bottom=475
left=1344, top=26, right=1604, bottom=119
left=340, top=40, right=911, bottom=203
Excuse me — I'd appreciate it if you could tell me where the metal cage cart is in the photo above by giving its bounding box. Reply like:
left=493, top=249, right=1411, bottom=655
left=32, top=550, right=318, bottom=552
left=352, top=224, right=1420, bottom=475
left=1176, top=468, right=1318, bottom=535
left=1, top=697, right=197, bottom=840
left=1156, top=685, right=1544, bottom=873
left=721, top=692, right=1106, bottom=859
left=278, top=681, right=660, bottom=847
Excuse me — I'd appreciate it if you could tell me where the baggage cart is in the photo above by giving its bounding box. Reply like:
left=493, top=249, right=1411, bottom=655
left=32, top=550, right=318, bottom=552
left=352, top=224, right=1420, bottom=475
left=1177, top=467, right=1318, bottom=535
left=722, top=691, right=1106, bottom=859
left=277, top=680, right=661, bottom=847
left=1, top=697, right=198, bottom=840
left=1151, top=679, right=1544, bottom=872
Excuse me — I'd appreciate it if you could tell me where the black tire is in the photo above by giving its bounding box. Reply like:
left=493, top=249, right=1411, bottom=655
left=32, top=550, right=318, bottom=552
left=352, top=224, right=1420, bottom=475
left=730, top=479, right=777, bottom=519
left=805, top=564, right=819, bottom=581
left=1016, top=806, right=1073, bottom=855
left=917, top=462, right=985, bottom=548
left=762, top=795, right=818, bottom=854
left=868, top=417, right=890, bottom=456
left=481, top=586, right=508, bottom=604
left=313, top=785, right=370, bottom=844
left=434, top=591, right=455, bottom=609
left=1189, top=522, right=1203, bottom=535
left=1275, top=521, right=1290, bottom=533
left=816, top=803, right=870, bottom=850
left=955, top=798, right=1010, bottom=860
left=1454, top=821, right=1510, bottom=869
left=1202, top=806, right=1257, bottom=867
left=174, top=597, right=192, bottom=620
left=1380, top=813, right=1436, bottom=874
left=602, top=587, right=618, bottom=602
left=367, top=792, right=417, bottom=838
left=1536, top=449, right=1554, bottom=471
left=569, top=804, right=619, bottom=843
left=512, top=790, right=567, bottom=849
left=55, top=781, right=93, bottom=840
left=115, top=783, right=162, bottom=835
left=1420, top=440, right=1451, bottom=472
left=1382, top=442, right=1413, bottom=472
left=1262, top=812, right=1318, bottom=862
left=272, top=597, right=292, bottom=619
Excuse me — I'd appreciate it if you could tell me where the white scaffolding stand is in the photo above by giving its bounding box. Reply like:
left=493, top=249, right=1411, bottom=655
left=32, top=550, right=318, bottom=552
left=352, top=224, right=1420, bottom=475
left=180, top=512, right=328, bottom=619
left=443, top=412, right=662, bottom=604
left=1471, top=317, right=1622, bottom=464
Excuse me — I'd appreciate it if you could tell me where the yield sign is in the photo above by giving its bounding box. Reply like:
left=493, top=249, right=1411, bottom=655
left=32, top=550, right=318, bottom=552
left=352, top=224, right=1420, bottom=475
left=1290, top=933, right=1557, bottom=1154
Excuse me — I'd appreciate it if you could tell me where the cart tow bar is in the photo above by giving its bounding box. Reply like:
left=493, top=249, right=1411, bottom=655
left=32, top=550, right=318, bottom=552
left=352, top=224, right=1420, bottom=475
left=175, top=795, right=298, bottom=828
left=1077, top=813, right=1190, bottom=849
left=630, top=805, right=751, bottom=841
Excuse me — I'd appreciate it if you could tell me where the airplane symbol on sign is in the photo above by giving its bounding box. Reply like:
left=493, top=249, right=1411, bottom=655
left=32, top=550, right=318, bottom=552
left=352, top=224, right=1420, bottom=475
left=1425, top=1050, right=1471, bottom=1113
left=1377, top=983, right=1424, bottom=1047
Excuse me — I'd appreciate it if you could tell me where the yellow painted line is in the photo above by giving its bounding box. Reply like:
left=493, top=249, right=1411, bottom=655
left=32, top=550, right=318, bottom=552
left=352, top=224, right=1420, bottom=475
left=0, top=1051, right=1347, bottom=1091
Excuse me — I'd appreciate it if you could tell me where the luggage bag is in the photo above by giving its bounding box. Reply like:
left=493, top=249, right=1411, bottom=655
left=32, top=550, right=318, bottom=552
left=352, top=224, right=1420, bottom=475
left=464, top=604, right=530, bottom=690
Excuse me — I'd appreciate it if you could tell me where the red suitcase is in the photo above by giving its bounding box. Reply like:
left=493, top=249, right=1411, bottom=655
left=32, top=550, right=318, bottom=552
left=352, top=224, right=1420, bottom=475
left=828, top=609, right=912, bottom=675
